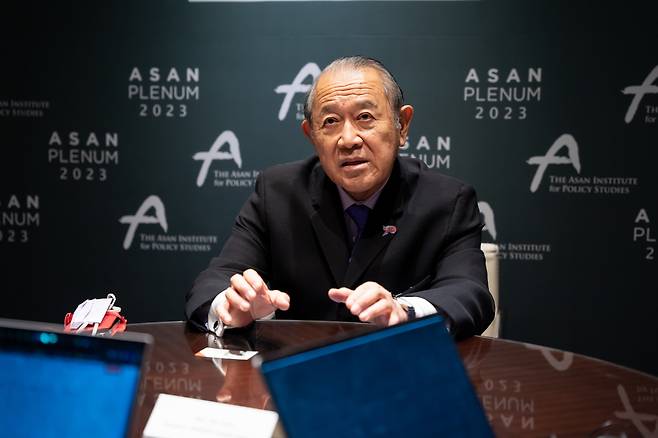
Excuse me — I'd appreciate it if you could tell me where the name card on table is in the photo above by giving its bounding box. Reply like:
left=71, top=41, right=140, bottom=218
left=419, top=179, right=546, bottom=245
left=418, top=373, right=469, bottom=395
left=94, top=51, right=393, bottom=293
left=143, top=393, right=278, bottom=438
left=195, top=347, right=258, bottom=360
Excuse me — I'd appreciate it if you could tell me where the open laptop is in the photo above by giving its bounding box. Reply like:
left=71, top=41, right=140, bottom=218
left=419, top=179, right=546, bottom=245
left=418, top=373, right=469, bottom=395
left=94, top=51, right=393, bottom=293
left=256, top=314, right=492, bottom=438
left=0, top=318, right=152, bottom=438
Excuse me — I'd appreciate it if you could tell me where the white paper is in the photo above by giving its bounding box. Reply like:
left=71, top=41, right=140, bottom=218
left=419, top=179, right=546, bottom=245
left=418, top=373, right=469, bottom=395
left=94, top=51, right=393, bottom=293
left=70, top=298, right=112, bottom=329
left=143, top=393, right=278, bottom=438
left=86, top=297, right=112, bottom=323
left=195, top=347, right=258, bottom=360
left=70, top=300, right=93, bottom=329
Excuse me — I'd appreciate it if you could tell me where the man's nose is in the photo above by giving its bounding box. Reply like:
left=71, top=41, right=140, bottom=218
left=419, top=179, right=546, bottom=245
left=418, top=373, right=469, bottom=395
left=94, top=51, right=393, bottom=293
left=337, top=121, right=363, bottom=149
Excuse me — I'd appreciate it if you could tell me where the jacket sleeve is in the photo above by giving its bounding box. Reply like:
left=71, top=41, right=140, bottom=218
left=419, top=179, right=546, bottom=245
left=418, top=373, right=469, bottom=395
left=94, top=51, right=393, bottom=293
left=409, top=183, right=495, bottom=339
left=185, top=173, right=271, bottom=330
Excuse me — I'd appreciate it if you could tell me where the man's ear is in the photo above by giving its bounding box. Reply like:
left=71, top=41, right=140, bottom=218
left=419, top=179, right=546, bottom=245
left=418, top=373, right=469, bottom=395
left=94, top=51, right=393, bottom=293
left=301, top=119, right=313, bottom=141
left=397, top=105, right=414, bottom=147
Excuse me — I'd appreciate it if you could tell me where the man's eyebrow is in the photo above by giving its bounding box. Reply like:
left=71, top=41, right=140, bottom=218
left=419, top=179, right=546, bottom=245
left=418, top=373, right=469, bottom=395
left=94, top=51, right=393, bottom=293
left=317, top=99, right=378, bottom=117
left=357, top=100, right=377, bottom=110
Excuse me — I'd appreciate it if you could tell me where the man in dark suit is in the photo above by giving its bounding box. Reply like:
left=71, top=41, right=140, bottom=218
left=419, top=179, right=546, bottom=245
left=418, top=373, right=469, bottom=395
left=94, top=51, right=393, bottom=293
left=186, top=56, right=494, bottom=339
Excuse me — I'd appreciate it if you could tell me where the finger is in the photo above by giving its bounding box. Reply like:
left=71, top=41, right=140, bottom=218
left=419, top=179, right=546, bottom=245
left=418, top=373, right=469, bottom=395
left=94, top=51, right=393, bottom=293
left=346, top=281, right=381, bottom=308
left=328, top=287, right=352, bottom=303
left=268, top=290, right=290, bottom=311
left=384, top=301, right=406, bottom=326
left=225, top=287, right=250, bottom=313
left=358, top=298, right=392, bottom=323
left=388, top=311, right=401, bottom=326
left=349, top=286, right=387, bottom=316
left=230, top=273, right=257, bottom=301
left=243, top=269, right=268, bottom=297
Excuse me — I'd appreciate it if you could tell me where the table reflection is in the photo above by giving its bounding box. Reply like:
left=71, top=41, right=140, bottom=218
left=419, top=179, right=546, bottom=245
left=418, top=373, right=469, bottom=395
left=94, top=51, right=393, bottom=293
left=130, top=321, right=658, bottom=438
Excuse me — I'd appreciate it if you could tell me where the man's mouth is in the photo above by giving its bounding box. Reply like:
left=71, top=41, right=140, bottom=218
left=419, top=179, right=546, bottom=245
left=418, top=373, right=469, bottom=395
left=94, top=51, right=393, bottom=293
left=341, top=159, right=368, bottom=168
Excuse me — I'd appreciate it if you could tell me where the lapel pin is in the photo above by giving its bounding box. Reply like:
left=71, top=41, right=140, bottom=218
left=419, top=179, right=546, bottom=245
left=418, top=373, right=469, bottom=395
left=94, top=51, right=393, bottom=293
left=382, top=225, right=397, bottom=236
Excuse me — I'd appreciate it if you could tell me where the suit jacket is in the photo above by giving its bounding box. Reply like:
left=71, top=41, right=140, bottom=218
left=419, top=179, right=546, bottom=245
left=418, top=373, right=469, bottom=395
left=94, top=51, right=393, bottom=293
left=186, top=156, right=494, bottom=339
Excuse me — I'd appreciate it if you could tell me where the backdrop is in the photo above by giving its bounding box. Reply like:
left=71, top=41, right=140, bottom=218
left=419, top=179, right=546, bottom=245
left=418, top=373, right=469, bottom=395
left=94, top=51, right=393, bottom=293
left=2, top=1, right=656, bottom=378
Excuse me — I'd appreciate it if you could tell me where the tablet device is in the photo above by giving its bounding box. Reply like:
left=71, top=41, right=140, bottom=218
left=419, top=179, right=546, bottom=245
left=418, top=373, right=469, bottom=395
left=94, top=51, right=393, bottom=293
left=0, top=318, right=151, bottom=438
left=255, top=315, right=492, bottom=437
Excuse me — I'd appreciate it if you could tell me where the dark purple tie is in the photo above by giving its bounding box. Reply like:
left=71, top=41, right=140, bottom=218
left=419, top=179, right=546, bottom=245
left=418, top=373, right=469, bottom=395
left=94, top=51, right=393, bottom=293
left=346, top=204, right=370, bottom=244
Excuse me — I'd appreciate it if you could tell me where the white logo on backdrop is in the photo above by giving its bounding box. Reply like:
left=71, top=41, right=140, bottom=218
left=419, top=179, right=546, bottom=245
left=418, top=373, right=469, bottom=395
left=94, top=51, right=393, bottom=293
left=400, top=135, right=452, bottom=169
left=0, top=195, right=40, bottom=244
left=0, top=99, right=50, bottom=118
left=633, top=208, right=656, bottom=261
left=476, top=201, right=552, bottom=261
left=463, top=67, right=542, bottom=121
left=478, top=201, right=497, bottom=240
left=274, top=62, right=321, bottom=121
left=527, top=134, right=581, bottom=193
left=118, top=195, right=168, bottom=250
left=128, top=66, right=199, bottom=118
left=193, top=131, right=242, bottom=187
left=622, top=65, right=658, bottom=124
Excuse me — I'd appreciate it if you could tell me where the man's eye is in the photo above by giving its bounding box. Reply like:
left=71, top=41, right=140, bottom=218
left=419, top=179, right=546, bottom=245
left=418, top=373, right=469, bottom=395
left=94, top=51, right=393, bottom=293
left=358, top=113, right=373, bottom=121
left=322, top=118, right=338, bottom=126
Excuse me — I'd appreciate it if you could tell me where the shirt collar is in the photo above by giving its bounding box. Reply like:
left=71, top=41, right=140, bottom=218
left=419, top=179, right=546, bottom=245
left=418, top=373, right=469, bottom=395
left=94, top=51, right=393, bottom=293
left=337, top=179, right=388, bottom=211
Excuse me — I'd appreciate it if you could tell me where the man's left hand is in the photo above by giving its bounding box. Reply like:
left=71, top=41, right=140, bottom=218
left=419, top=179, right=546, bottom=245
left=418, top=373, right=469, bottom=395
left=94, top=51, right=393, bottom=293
left=328, top=281, right=407, bottom=326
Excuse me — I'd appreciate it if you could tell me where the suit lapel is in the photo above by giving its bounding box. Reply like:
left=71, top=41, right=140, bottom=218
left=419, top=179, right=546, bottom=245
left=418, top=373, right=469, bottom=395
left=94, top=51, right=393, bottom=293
left=343, top=159, right=410, bottom=287
left=309, top=164, right=350, bottom=285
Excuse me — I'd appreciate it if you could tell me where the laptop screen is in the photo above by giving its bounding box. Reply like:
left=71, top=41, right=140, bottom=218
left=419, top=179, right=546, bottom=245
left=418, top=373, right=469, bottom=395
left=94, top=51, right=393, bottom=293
left=259, top=315, right=492, bottom=438
left=0, top=320, right=149, bottom=438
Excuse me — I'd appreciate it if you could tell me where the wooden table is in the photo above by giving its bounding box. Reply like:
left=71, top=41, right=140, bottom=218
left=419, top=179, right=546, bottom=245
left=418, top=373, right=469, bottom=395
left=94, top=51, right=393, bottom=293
left=130, top=321, right=658, bottom=437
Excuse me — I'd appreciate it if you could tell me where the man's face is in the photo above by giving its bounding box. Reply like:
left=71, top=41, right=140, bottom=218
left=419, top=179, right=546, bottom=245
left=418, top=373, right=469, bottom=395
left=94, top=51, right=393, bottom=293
left=302, top=67, right=413, bottom=201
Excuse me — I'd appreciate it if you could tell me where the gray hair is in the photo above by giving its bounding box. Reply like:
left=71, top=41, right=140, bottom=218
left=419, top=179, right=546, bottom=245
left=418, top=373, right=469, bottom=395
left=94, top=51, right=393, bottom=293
left=303, top=56, right=404, bottom=126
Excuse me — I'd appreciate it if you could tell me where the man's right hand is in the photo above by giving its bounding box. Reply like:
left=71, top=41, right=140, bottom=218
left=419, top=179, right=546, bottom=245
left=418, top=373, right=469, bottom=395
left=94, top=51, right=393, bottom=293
left=212, top=269, right=290, bottom=328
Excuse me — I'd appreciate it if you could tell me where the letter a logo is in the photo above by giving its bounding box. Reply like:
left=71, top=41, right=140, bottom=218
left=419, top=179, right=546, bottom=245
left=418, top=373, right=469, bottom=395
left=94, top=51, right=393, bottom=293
left=118, top=195, right=168, bottom=250
left=193, top=130, right=242, bottom=187
left=622, top=65, right=658, bottom=123
left=274, top=62, right=322, bottom=121
left=527, top=134, right=581, bottom=193
left=478, top=201, right=497, bottom=240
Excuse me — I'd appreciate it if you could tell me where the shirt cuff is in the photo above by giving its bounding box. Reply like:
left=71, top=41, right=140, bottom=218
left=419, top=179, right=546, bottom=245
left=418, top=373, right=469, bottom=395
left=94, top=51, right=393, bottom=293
left=395, top=296, right=452, bottom=332
left=207, top=291, right=276, bottom=337
left=395, top=296, right=437, bottom=319
left=207, top=292, right=227, bottom=337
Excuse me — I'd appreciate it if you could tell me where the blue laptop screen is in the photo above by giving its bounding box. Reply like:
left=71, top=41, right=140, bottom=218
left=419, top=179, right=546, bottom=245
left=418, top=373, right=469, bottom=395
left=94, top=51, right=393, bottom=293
left=0, top=326, right=144, bottom=438
left=260, top=316, right=492, bottom=438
